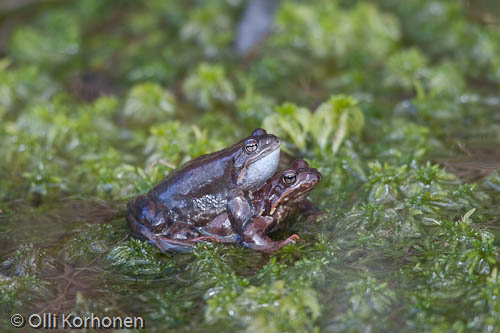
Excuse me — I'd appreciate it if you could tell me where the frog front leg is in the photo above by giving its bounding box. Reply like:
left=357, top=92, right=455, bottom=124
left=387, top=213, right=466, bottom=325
left=227, top=195, right=254, bottom=236
left=241, top=215, right=300, bottom=252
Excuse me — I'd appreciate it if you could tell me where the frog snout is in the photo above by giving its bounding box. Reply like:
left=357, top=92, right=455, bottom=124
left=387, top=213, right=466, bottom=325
left=310, top=170, right=322, bottom=185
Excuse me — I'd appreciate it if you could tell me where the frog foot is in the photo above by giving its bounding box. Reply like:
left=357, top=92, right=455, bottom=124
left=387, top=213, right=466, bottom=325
left=151, top=235, right=223, bottom=252
left=265, top=234, right=300, bottom=252
left=190, top=236, right=221, bottom=243
left=242, top=231, right=300, bottom=253
left=284, top=234, right=300, bottom=243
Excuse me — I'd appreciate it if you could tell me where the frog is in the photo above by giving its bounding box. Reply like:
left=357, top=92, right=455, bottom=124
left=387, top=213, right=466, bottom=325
left=134, top=159, right=321, bottom=252
left=200, top=159, right=322, bottom=252
left=125, top=128, right=281, bottom=252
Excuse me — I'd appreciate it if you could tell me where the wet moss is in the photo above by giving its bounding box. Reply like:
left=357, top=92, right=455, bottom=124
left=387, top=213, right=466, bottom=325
left=105, top=239, right=173, bottom=276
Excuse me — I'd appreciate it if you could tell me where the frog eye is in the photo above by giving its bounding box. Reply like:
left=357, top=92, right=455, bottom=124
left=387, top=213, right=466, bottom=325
left=282, top=171, right=297, bottom=184
left=244, top=139, right=258, bottom=153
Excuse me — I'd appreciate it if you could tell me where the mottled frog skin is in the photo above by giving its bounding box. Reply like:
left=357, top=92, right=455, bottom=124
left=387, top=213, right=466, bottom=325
left=126, top=128, right=281, bottom=252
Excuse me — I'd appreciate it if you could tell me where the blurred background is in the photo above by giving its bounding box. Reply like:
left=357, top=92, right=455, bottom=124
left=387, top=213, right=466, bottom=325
left=1, top=1, right=500, bottom=332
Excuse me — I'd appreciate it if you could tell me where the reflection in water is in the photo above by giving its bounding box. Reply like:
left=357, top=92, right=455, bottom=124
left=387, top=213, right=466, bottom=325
left=0, top=198, right=123, bottom=254
left=0, top=198, right=127, bottom=315
left=441, top=145, right=500, bottom=181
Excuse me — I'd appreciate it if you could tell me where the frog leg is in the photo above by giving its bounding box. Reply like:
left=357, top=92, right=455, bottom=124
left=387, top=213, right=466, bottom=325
left=198, top=213, right=240, bottom=243
left=127, top=198, right=220, bottom=252
left=126, top=211, right=194, bottom=252
left=197, top=230, right=240, bottom=243
left=241, top=216, right=300, bottom=252
left=165, top=222, right=223, bottom=243
left=126, top=195, right=167, bottom=234
left=227, top=196, right=253, bottom=235
left=130, top=219, right=221, bottom=252
left=146, top=222, right=222, bottom=252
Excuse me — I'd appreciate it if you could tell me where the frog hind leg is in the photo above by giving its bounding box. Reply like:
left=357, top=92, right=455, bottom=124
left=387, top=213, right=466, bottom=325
left=126, top=195, right=167, bottom=235
left=198, top=213, right=240, bottom=243
left=126, top=208, right=195, bottom=252
left=166, top=222, right=223, bottom=244
left=132, top=218, right=222, bottom=252
left=241, top=216, right=300, bottom=252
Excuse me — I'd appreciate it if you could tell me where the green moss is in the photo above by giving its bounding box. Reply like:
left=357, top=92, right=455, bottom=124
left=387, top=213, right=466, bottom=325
left=122, top=82, right=176, bottom=123
left=273, top=1, right=400, bottom=64
left=183, top=63, right=236, bottom=110
left=58, top=223, right=123, bottom=264
left=105, top=239, right=173, bottom=276
left=205, top=279, right=320, bottom=332
left=263, top=95, right=364, bottom=154
left=0, top=275, right=51, bottom=315
left=9, top=10, right=81, bottom=66
left=386, top=49, right=467, bottom=99
left=137, top=289, right=197, bottom=328
left=346, top=276, right=396, bottom=318
left=181, top=3, right=235, bottom=57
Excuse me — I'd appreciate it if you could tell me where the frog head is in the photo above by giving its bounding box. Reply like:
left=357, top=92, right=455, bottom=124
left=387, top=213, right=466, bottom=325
left=233, top=128, right=280, bottom=190
left=255, top=159, right=322, bottom=215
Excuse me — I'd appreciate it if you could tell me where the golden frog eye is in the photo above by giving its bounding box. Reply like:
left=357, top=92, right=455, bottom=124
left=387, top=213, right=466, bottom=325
left=282, top=171, right=297, bottom=184
left=244, top=139, right=258, bottom=153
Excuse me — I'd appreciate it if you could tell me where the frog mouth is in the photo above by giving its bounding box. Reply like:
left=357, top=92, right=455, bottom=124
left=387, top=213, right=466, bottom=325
left=237, top=142, right=280, bottom=187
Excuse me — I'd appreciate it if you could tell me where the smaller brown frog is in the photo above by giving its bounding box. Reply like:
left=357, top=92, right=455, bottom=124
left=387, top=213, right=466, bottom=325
left=140, top=159, right=321, bottom=252
left=205, top=159, right=322, bottom=252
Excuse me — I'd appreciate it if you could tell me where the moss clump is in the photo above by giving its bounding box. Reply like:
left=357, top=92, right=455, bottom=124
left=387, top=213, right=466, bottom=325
left=264, top=95, right=365, bottom=156
left=105, top=239, right=173, bottom=276
left=206, top=279, right=320, bottom=333
left=0, top=275, right=51, bottom=316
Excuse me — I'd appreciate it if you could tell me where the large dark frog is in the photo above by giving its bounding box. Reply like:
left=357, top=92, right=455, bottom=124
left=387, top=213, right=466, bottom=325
left=126, top=128, right=280, bottom=251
